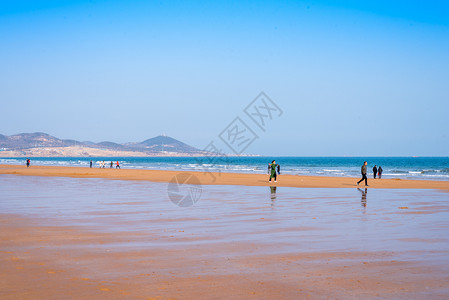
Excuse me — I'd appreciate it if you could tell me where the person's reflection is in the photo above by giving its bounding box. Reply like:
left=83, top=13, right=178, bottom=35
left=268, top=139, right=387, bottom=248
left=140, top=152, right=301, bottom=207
left=357, top=188, right=367, bottom=208
left=270, top=186, right=277, bottom=206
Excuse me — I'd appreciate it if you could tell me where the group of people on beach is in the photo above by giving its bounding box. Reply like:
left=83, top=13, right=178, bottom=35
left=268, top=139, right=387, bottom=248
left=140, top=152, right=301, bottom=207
left=91, top=160, right=120, bottom=169
left=268, top=159, right=384, bottom=187
left=357, top=161, right=384, bottom=186
left=373, top=165, right=383, bottom=179
left=24, top=159, right=121, bottom=169
left=24, top=157, right=382, bottom=188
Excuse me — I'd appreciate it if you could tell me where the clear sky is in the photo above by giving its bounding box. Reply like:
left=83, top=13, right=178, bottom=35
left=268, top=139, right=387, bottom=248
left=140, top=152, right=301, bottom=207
left=1, top=1, right=448, bottom=156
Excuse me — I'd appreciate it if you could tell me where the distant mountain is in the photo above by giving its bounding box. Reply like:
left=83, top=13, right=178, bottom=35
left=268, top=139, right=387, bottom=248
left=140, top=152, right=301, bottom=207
left=0, top=132, right=77, bottom=149
left=96, top=141, right=128, bottom=150
left=127, top=135, right=202, bottom=154
left=0, top=132, right=205, bottom=155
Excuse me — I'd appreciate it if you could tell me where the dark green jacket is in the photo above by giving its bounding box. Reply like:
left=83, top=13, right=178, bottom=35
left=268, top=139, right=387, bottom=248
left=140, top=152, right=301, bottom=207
left=361, top=165, right=367, bottom=175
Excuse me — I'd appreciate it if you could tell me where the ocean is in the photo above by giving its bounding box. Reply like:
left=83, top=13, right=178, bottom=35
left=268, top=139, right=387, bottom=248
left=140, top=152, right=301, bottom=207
left=1, top=156, right=449, bottom=180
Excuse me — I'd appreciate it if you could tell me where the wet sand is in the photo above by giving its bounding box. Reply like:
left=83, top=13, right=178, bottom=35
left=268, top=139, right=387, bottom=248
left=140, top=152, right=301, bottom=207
left=1, top=175, right=449, bottom=299
left=1, top=164, right=449, bottom=191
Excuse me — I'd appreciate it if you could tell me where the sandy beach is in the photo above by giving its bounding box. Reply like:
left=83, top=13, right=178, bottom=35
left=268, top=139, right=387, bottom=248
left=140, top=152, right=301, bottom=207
left=1, top=164, right=449, bottom=191
left=3, top=0, right=449, bottom=298
left=1, top=167, right=449, bottom=299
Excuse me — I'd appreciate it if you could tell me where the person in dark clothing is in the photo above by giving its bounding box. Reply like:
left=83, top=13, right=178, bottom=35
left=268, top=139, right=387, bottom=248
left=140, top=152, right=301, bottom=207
left=110, top=161, right=113, bottom=168
left=26, top=158, right=30, bottom=167
left=268, top=160, right=280, bottom=182
left=378, top=166, right=383, bottom=179
left=357, top=161, right=368, bottom=186
left=90, top=160, right=93, bottom=168
left=373, top=165, right=378, bottom=179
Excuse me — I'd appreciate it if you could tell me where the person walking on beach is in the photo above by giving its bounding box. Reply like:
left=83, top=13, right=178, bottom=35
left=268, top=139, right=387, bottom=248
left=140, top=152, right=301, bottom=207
left=102, top=161, right=105, bottom=168
left=357, top=161, right=368, bottom=186
left=268, top=160, right=280, bottom=183
left=26, top=158, right=30, bottom=167
left=116, top=161, right=120, bottom=169
left=90, top=160, right=93, bottom=168
left=373, top=165, right=378, bottom=179
left=378, top=166, right=383, bottom=179
left=110, top=161, right=113, bottom=168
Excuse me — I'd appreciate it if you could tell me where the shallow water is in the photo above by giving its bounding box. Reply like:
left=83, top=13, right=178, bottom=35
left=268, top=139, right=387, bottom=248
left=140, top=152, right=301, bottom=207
left=1, top=174, right=448, bottom=263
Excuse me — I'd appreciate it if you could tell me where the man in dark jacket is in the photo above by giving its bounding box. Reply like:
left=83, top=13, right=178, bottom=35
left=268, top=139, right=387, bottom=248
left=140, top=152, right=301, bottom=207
left=357, top=161, right=368, bottom=186
left=373, top=165, right=378, bottom=179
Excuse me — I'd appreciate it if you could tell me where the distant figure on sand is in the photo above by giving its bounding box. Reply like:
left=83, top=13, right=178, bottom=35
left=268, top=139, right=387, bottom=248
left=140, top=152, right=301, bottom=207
left=110, top=161, right=113, bottom=168
left=26, top=158, right=30, bottom=167
left=90, top=160, right=93, bottom=168
left=102, top=161, right=105, bottom=168
left=268, top=160, right=280, bottom=183
left=378, top=166, right=383, bottom=179
left=357, top=161, right=368, bottom=186
left=116, top=161, right=120, bottom=169
left=373, top=165, right=378, bottom=179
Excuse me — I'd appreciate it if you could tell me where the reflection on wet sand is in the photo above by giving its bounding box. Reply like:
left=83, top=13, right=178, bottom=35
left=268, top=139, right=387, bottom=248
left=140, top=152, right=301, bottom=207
left=358, top=188, right=367, bottom=208
left=270, top=186, right=277, bottom=205
left=1, top=175, right=449, bottom=299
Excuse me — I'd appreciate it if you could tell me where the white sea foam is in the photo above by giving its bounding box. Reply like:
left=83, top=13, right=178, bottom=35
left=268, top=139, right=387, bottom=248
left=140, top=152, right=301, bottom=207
left=422, top=174, right=449, bottom=178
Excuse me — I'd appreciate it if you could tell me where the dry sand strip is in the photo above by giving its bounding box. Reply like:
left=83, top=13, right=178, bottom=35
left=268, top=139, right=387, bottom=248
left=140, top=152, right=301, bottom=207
left=1, top=164, right=449, bottom=191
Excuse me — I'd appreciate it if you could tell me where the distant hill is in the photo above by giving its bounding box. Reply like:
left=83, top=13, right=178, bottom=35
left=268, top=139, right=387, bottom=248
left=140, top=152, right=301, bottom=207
left=0, top=132, right=78, bottom=149
left=96, top=141, right=128, bottom=150
left=127, top=135, right=201, bottom=154
left=0, top=132, right=205, bottom=155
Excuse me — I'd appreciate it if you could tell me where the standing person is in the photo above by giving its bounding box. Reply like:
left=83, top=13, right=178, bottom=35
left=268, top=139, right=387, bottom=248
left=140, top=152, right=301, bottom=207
left=102, top=161, right=105, bottom=168
left=373, top=165, right=378, bottom=179
left=26, top=158, right=30, bottom=167
left=268, top=160, right=280, bottom=183
left=89, top=160, right=93, bottom=168
left=357, top=161, right=369, bottom=186
left=116, top=161, right=120, bottom=169
left=110, top=161, right=113, bottom=168
left=378, top=166, right=383, bottom=179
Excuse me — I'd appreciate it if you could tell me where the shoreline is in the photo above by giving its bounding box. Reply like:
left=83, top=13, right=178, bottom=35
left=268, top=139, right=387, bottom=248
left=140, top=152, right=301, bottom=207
left=1, top=164, right=448, bottom=191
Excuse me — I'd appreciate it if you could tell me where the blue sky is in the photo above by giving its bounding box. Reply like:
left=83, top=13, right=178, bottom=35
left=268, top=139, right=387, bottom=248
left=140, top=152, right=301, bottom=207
left=1, top=1, right=448, bottom=155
